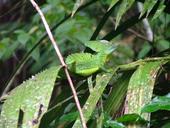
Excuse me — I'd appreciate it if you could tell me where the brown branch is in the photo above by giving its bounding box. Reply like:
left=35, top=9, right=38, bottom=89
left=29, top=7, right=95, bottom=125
left=29, top=0, right=87, bottom=128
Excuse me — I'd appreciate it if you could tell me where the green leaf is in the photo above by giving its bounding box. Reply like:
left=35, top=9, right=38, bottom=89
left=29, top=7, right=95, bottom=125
left=0, top=38, right=18, bottom=60
left=137, top=43, right=152, bottom=59
left=116, top=114, right=146, bottom=124
left=0, top=66, right=61, bottom=128
left=124, top=61, right=167, bottom=121
left=55, top=19, right=76, bottom=35
left=38, top=86, right=86, bottom=128
left=104, top=120, right=125, bottom=128
left=162, top=122, right=170, bottom=128
left=84, top=40, right=116, bottom=54
left=104, top=72, right=132, bottom=115
left=152, top=0, right=166, bottom=20
left=72, top=73, right=112, bottom=127
left=72, top=0, right=84, bottom=17
left=139, top=0, right=157, bottom=18
left=2, top=41, right=19, bottom=61
left=156, top=39, right=170, bottom=52
left=141, top=93, right=170, bottom=113
left=16, top=30, right=30, bottom=45
left=108, top=0, right=119, bottom=10
left=115, top=0, right=135, bottom=29
left=103, top=114, right=126, bottom=128
left=31, top=48, right=40, bottom=62
left=59, top=111, right=78, bottom=123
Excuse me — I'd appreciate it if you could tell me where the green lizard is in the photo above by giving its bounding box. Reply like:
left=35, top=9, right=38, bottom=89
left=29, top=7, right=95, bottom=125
left=65, top=40, right=116, bottom=76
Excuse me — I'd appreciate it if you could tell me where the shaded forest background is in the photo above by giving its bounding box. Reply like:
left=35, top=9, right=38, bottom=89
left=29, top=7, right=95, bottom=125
left=1, top=0, right=170, bottom=128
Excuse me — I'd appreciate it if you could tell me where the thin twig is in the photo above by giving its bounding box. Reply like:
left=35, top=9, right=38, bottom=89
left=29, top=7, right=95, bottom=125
left=1, top=0, right=97, bottom=98
left=29, top=0, right=87, bottom=128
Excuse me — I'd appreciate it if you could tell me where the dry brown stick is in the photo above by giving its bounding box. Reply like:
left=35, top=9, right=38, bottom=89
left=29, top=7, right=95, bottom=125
left=29, top=0, right=87, bottom=128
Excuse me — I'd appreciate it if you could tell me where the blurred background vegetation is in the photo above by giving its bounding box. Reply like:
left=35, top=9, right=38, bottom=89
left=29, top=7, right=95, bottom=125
left=0, top=0, right=135, bottom=92
left=1, top=0, right=170, bottom=127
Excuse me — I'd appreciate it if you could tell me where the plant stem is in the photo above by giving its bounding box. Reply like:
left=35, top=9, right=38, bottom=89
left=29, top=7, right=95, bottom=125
left=29, top=0, right=87, bottom=128
left=1, top=0, right=97, bottom=99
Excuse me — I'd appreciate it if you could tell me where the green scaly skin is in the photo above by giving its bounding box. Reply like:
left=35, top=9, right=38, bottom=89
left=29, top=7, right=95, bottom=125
left=66, top=40, right=116, bottom=76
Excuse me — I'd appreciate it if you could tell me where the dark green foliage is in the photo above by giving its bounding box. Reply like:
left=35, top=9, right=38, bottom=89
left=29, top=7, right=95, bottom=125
left=142, top=93, right=170, bottom=113
left=1, top=0, right=170, bottom=128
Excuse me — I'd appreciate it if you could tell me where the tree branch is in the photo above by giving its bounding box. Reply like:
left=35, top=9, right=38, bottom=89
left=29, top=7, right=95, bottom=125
left=1, top=0, right=97, bottom=99
left=29, top=0, right=87, bottom=128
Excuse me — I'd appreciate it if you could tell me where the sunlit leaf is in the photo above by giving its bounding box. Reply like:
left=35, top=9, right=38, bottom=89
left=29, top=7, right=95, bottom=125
left=152, top=0, right=166, bottom=20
